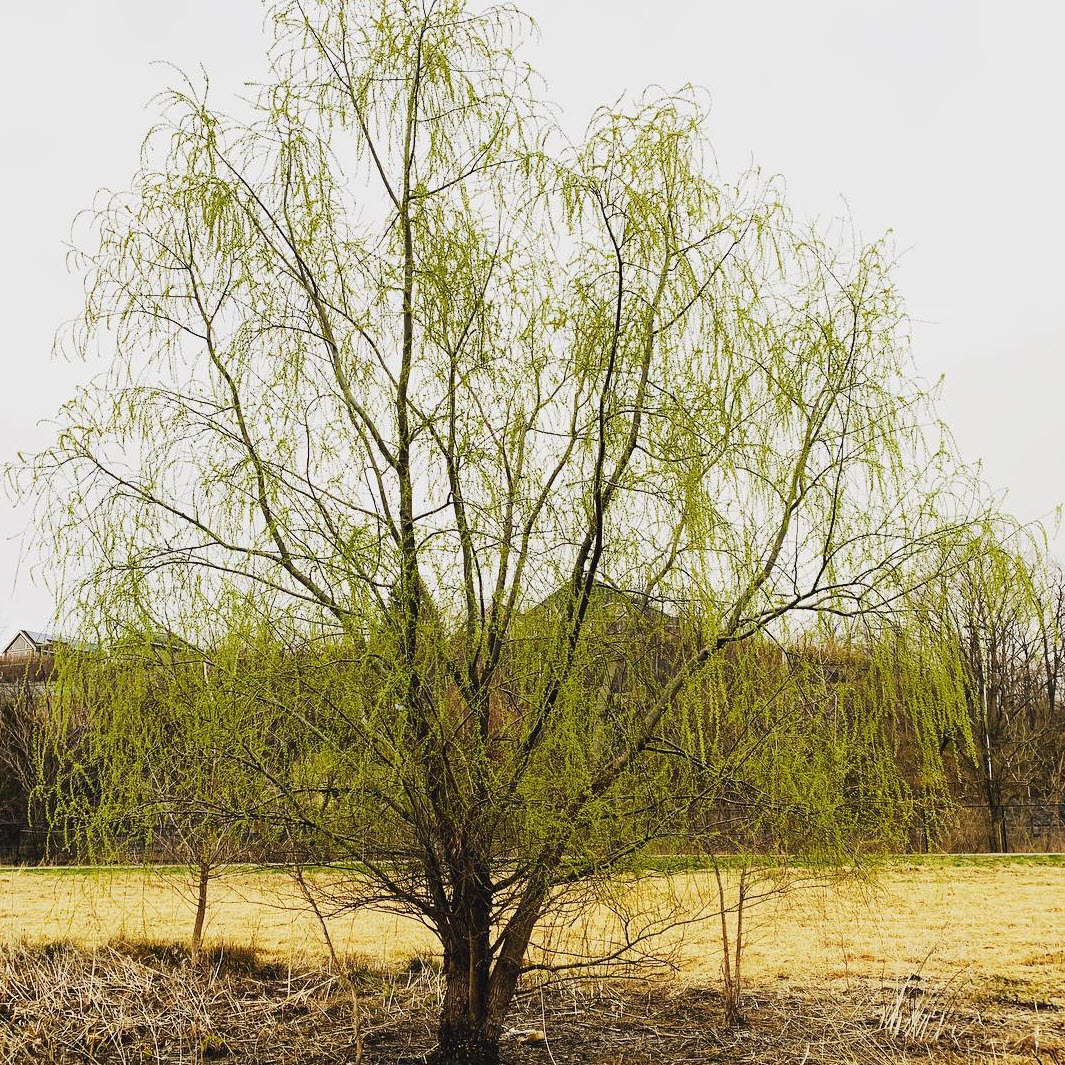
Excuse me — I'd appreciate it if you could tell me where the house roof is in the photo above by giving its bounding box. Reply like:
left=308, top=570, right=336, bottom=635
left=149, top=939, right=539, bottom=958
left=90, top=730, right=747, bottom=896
left=1, top=630, right=60, bottom=656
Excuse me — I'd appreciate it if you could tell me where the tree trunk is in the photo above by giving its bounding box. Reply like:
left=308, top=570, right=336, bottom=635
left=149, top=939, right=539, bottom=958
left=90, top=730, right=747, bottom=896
left=434, top=1010, right=499, bottom=1065
left=435, top=952, right=497, bottom=1064
left=982, top=733, right=1008, bottom=854
left=983, top=775, right=1010, bottom=854
left=191, top=859, right=210, bottom=957
left=980, top=697, right=1008, bottom=854
left=432, top=871, right=500, bottom=1065
left=989, top=801, right=1009, bottom=854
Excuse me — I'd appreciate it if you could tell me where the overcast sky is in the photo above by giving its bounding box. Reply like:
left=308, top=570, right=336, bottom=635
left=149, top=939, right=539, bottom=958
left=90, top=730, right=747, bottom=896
left=2, top=0, right=1063, bottom=645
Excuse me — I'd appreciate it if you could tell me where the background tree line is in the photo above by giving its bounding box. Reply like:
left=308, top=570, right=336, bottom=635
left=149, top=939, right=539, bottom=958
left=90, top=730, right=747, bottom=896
left=8, top=527, right=1065, bottom=874
left=6, top=519, right=1065, bottom=871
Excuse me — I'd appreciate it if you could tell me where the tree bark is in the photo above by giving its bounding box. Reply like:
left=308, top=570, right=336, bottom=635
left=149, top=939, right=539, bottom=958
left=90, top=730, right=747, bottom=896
left=191, top=859, right=210, bottom=957
left=432, top=865, right=500, bottom=1065
left=988, top=799, right=1009, bottom=854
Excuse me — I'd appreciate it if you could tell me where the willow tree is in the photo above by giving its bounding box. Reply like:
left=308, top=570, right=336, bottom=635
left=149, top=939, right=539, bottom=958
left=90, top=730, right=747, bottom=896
left=28, top=1, right=972, bottom=1060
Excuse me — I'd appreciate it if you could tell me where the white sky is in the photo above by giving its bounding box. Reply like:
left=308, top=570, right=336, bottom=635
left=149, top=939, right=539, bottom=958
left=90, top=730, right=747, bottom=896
left=2, top=1, right=1063, bottom=645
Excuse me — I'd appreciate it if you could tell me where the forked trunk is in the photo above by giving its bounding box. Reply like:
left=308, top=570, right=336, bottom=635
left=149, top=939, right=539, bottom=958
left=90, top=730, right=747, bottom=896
left=432, top=873, right=501, bottom=1065
left=430, top=863, right=541, bottom=1065
left=434, top=948, right=523, bottom=1065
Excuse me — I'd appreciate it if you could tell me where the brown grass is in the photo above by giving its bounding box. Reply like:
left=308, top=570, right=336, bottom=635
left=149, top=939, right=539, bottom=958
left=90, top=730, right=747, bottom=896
left=0, top=866, right=425, bottom=969
left=0, top=941, right=1058, bottom=1064
left=0, top=861, right=1063, bottom=1063
left=2, top=859, right=1062, bottom=1008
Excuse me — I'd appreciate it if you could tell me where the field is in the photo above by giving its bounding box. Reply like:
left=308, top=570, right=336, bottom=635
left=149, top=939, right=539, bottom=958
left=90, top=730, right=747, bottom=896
left=1, top=857, right=1062, bottom=1062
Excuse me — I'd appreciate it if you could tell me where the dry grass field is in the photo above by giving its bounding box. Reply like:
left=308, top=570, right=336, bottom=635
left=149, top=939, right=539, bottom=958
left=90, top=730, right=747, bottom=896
left=0, top=857, right=1061, bottom=1063
left=2, top=858, right=1061, bottom=999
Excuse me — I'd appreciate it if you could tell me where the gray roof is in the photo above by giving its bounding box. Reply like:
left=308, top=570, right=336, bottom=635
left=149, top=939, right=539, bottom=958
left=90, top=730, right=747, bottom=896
left=21, top=630, right=56, bottom=646
left=1, top=630, right=60, bottom=656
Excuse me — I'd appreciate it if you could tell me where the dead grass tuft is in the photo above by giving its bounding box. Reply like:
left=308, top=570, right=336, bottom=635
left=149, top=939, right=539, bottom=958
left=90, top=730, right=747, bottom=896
left=104, top=934, right=289, bottom=981
left=0, top=941, right=1057, bottom=1063
left=0, top=941, right=362, bottom=1064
